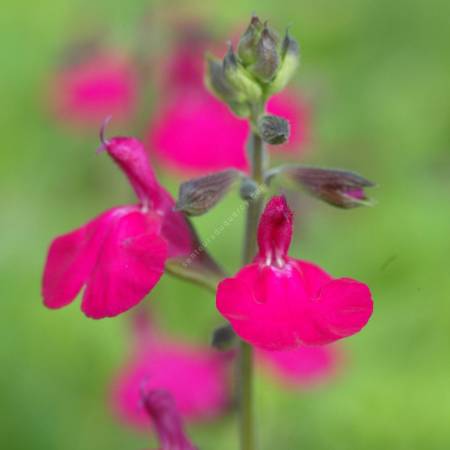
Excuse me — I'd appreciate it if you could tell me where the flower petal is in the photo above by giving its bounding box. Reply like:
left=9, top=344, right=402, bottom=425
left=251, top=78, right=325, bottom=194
left=217, top=264, right=309, bottom=350
left=317, top=278, right=373, bottom=338
left=298, top=278, right=373, bottom=345
left=81, top=211, right=168, bottom=319
left=148, top=91, right=249, bottom=173
left=42, top=209, right=115, bottom=309
left=297, top=260, right=332, bottom=297
left=257, top=344, right=339, bottom=387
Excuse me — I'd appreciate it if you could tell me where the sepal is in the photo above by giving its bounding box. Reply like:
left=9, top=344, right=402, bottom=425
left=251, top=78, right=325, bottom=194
left=176, top=169, right=243, bottom=216
left=247, top=23, right=281, bottom=83
left=237, top=14, right=264, bottom=65
left=223, top=43, right=263, bottom=104
left=267, top=165, right=375, bottom=208
left=268, top=29, right=300, bottom=94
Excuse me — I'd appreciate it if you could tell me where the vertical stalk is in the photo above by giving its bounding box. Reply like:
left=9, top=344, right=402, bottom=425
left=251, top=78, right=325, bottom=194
left=239, top=130, right=265, bottom=450
left=238, top=340, right=254, bottom=450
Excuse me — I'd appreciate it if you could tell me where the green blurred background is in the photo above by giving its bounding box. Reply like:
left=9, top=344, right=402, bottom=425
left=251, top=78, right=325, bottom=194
left=1, top=0, right=450, bottom=449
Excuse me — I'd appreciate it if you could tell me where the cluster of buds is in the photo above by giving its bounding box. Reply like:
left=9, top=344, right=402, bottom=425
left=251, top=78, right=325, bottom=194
left=205, top=15, right=300, bottom=119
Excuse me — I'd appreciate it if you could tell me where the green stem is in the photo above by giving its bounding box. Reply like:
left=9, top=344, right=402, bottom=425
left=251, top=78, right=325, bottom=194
left=243, top=133, right=265, bottom=263
left=238, top=340, right=254, bottom=450
left=239, top=130, right=266, bottom=450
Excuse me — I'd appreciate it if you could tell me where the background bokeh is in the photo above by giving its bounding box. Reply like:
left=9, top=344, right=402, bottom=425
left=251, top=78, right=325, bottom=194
left=1, top=0, right=450, bottom=449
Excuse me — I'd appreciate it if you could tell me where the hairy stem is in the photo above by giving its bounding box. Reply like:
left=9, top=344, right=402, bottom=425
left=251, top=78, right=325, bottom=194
left=239, top=130, right=266, bottom=450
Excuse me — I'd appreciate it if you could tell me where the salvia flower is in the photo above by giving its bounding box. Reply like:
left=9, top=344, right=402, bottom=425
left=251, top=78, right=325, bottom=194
left=42, top=126, right=195, bottom=319
left=216, top=196, right=373, bottom=350
left=49, top=50, right=137, bottom=127
left=141, top=389, right=197, bottom=450
left=110, top=319, right=231, bottom=429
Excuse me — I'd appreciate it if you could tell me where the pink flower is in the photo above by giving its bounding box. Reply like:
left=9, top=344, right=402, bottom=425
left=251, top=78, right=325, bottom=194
left=42, top=129, right=195, bottom=319
left=159, top=26, right=211, bottom=93
left=140, top=389, right=197, bottom=450
left=49, top=52, right=137, bottom=126
left=149, top=89, right=309, bottom=174
left=256, top=345, right=340, bottom=388
left=110, top=319, right=231, bottom=430
left=149, top=90, right=249, bottom=172
left=216, top=196, right=373, bottom=350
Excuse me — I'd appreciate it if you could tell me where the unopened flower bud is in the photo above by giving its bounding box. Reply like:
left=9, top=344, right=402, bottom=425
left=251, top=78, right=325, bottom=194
left=205, top=55, right=251, bottom=117
left=176, top=169, right=242, bottom=216
left=239, top=177, right=260, bottom=201
left=258, top=114, right=290, bottom=145
left=279, top=166, right=375, bottom=208
left=269, top=29, right=300, bottom=94
left=141, top=389, right=198, bottom=450
left=223, top=43, right=262, bottom=103
left=212, top=324, right=237, bottom=350
left=248, top=23, right=280, bottom=83
left=237, top=14, right=263, bottom=65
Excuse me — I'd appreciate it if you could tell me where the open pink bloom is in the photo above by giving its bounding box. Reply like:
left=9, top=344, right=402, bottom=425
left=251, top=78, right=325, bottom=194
left=110, top=321, right=231, bottom=430
left=141, top=389, right=197, bottom=450
left=42, top=131, right=195, bottom=319
left=256, top=345, right=340, bottom=388
left=49, top=52, right=137, bottom=126
left=216, top=196, right=373, bottom=350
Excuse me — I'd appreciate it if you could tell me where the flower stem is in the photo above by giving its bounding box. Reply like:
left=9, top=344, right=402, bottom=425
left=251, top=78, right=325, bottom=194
left=238, top=340, right=254, bottom=450
left=243, top=133, right=265, bottom=263
left=239, top=130, right=266, bottom=450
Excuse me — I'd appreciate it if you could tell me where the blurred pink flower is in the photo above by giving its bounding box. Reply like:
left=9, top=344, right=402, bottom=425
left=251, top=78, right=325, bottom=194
left=149, top=90, right=248, bottom=172
left=49, top=52, right=137, bottom=127
left=149, top=89, right=309, bottom=174
left=42, top=132, right=195, bottom=319
left=216, top=196, right=374, bottom=350
left=256, top=345, right=340, bottom=388
left=159, top=26, right=211, bottom=93
left=110, top=319, right=231, bottom=430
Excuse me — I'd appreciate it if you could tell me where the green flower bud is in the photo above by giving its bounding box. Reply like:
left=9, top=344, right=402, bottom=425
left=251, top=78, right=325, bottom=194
left=258, top=114, right=290, bottom=145
left=248, top=23, right=280, bottom=83
left=223, top=43, right=262, bottom=103
left=268, top=29, right=300, bottom=94
left=205, top=54, right=250, bottom=117
left=227, top=101, right=252, bottom=117
left=205, top=55, right=244, bottom=103
left=237, top=14, right=263, bottom=66
left=239, top=177, right=260, bottom=201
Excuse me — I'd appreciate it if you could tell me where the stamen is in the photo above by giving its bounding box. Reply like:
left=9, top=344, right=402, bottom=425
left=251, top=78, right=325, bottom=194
left=276, top=255, right=284, bottom=268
